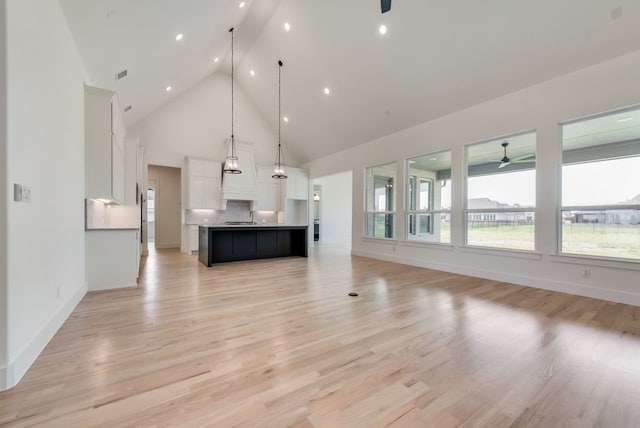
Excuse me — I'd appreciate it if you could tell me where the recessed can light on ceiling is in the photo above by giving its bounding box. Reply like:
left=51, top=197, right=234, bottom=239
left=175, top=33, right=183, bottom=41
left=284, top=22, right=291, bottom=31
left=283, top=116, right=289, bottom=122
left=165, top=86, right=172, bottom=92
left=250, top=69, right=255, bottom=76
left=324, top=87, right=331, bottom=95
left=379, top=25, right=387, bottom=35
left=617, top=117, right=633, bottom=123
left=214, top=57, right=219, bottom=63
left=239, top=1, right=245, bottom=8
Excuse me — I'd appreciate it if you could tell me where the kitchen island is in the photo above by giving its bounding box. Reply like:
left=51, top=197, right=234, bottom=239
left=198, top=224, right=308, bottom=267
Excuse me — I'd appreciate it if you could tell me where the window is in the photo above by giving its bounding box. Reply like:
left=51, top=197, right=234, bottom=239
left=466, top=132, right=536, bottom=250
left=365, top=163, right=397, bottom=238
left=560, top=108, right=640, bottom=261
left=406, top=151, right=452, bottom=243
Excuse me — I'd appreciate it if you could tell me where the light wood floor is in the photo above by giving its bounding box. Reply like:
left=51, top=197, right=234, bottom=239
left=1, top=245, right=640, bottom=427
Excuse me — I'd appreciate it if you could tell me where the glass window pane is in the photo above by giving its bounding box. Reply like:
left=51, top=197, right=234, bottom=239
left=465, top=132, right=536, bottom=251
left=561, top=108, right=640, bottom=260
left=560, top=210, right=640, bottom=260
left=467, top=212, right=535, bottom=250
left=406, top=151, right=451, bottom=244
left=365, top=162, right=397, bottom=238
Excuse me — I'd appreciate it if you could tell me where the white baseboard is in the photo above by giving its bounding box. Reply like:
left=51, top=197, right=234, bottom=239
left=154, top=242, right=180, bottom=249
left=0, top=282, right=87, bottom=391
left=351, top=249, right=640, bottom=307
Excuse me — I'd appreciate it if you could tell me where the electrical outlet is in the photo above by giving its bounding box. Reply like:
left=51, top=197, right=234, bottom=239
left=581, top=269, right=591, bottom=278
left=14, top=183, right=31, bottom=202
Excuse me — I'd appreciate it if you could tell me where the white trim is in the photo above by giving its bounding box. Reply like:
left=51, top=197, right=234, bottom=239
left=460, top=245, right=542, bottom=260
left=401, top=240, right=454, bottom=251
left=350, top=249, right=640, bottom=306
left=549, top=253, right=640, bottom=271
left=0, top=282, right=87, bottom=391
left=361, top=237, right=398, bottom=245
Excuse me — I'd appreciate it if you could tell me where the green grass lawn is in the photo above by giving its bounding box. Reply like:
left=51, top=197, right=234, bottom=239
left=443, top=222, right=640, bottom=259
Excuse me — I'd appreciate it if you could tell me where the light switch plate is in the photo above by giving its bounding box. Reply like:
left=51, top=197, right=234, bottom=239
left=14, top=183, right=31, bottom=202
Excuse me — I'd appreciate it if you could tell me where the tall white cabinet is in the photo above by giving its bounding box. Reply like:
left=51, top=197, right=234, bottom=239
left=85, top=85, right=126, bottom=203
left=186, top=157, right=222, bottom=209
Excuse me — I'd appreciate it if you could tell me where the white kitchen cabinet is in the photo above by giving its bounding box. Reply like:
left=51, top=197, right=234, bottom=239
left=86, top=229, right=139, bottom=291
left=186, top=157, right=221, bottom=209
left=285, top=167, right=309, bottom=200
left=85, top=85, right=126, bottom=203
left=254, top=165, right=281, bottom=211
left=189, top=225, right=199, bottom=253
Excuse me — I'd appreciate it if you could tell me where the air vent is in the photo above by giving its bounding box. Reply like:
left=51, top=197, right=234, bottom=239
left=116, top=69, right=128, bottom=81
left=124, top=105, right=132, bottom=112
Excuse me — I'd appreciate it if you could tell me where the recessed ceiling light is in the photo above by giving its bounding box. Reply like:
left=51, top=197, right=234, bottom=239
left=214, top=57, right=219, bottom=63
left=379, top=25, right=387, bottom=35
left=324, top=87, right=331, bottom=95
left=175, top=33, right=183, bottom=41
left=617, top=117, right=633, bottom=122
left=165, top=86, right=172, bottom=92
left=249, top=69, right=255, bottom=76
left=430, top=158, right=437, bottom=161
left=283, top=116, right=289, bottom=122
left=239, top=1, right=245, bottom=8
left=284, top=22, right=291, bottom=31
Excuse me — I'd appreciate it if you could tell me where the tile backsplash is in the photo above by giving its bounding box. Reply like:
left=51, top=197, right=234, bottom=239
left=184, top=200, right=278, bottom=225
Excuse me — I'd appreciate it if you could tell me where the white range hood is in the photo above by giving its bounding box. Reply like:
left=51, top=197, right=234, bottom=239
left=221, top=141, right=259, bottom=203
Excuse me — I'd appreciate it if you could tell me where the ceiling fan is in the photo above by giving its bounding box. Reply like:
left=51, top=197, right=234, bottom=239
left=491, top=141, right=535, bottom=169
left=381, top=0, right=391, bottom=13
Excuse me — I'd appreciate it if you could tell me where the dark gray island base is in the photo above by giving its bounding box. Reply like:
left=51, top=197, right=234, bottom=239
left=198, top=225, right=308, bottom=267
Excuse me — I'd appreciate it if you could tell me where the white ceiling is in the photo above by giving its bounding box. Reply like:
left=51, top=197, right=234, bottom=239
left=60, top=0, right=640, bottom=164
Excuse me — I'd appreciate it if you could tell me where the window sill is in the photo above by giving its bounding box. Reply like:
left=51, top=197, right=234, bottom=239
left=460, top=245, right=542, bottom=260
left=361, top=236, right=398, bottom=245
left=549, top=253, right=640, bottom=271
left=401, top=240, right=454, bottom=251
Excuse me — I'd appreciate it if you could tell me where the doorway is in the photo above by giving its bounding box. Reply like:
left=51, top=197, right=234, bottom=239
left=147, top=165, right=182, bottom=249
left=312, top=171, right=353, bottom=251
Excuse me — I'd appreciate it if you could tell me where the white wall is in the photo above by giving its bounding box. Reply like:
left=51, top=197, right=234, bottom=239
left=0, top=0, right=9, bottom=384
left=306, top=49, right=640, bottom=306
left=129, top=72, right=297, bottom=169
left=2, top=0, right=88, bottom=390
left=314, top=171, right=352, bottom=245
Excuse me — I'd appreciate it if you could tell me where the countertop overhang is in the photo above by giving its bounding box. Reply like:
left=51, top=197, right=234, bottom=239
left=199, top=224, right=308, bottom=230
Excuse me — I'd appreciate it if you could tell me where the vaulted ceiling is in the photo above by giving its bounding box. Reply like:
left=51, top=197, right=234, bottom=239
left=60, top=0, right=640, bottom=164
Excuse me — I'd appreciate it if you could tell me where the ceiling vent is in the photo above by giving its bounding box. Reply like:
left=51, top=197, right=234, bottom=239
left=115, top=69, right=128, bottom=81
left=124, top=105, right=132, bottom=112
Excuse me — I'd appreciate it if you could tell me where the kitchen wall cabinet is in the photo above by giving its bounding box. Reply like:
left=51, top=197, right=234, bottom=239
left=285, top=167, right=309, bottom=200
left=186, top=157, right=221, bottom=209
left=254, top=165, right=281, bottom=211
left=85, top=85, right=126, bottom=203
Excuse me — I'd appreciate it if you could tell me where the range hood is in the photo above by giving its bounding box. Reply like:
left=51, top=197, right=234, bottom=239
left=221, top=141, right=259, bottom=203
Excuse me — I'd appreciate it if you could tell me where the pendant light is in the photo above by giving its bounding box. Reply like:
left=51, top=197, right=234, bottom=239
left=223, top=27, right=241, bottom=174
left=272, top=60, right=287, bottom=179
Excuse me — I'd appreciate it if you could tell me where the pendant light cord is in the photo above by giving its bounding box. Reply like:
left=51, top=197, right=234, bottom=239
left=278, top=60, right=282, bottom=150
left=230, top=28, right=234, bottom=146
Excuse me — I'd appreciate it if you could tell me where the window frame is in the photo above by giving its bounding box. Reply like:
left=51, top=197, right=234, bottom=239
left=405, top=150, right=452, bottom=245
left=364, top=162, right=398, bottom=240
left=464, top=130, right=537, bottom=251
left=558, top=107, right=640, bottom=262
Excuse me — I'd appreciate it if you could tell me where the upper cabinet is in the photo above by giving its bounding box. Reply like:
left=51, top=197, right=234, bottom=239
left=186, top=157, right=222, bottom=209
left=254, top=165, right=282, bottom=211
left=85, top=85, right=126, bottom=203
left=285, top=167, right=309, bottom=200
